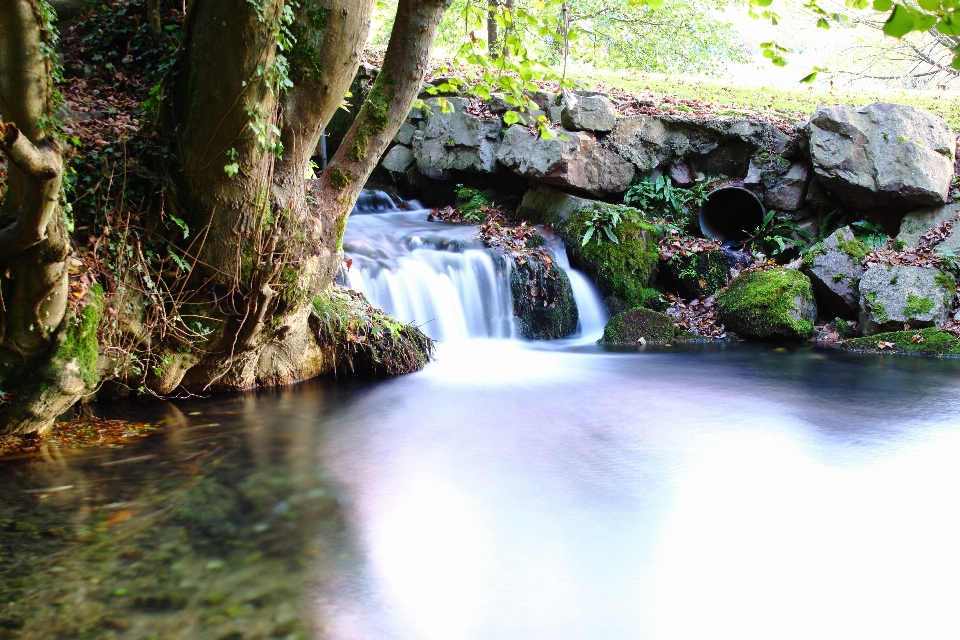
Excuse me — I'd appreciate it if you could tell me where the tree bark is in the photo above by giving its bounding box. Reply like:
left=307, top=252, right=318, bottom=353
left=315, top=0, right=454, bottom=254
left=0, top=0, right=83, bottom=435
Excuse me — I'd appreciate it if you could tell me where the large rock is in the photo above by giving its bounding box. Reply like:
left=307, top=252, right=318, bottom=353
left=599, top=308, right=676, bottom=345
left=717, top=268, right=817, bottom=340
left=558, top=204, right=661, bottom=309
left=744, top=153, right=809, bottom=211
left=497, top=126, right=634, bottom=196
left=801, top=226, right=867, bottom=318
left=561, top=92, right=618, bottom=133
left=858, top=265, right=954, bottom=334
left=510, top=255, right=579, bottom=340
left=896, top=202, right=960, bottom=254
left=412, top=97, right=502, bottom=175
left=606, top=115, right=795, bottom=177
left=807, top=102, right=955, bottom=210
left=381, top=145, right=415, bottom=173
left=515, top=184, right=595, bottom=225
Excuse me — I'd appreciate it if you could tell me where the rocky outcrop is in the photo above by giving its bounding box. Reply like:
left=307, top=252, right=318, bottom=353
left=807, top=102, right=955, bottom=210
left=858, top=265, right=954, bottom=334
left=510, top=254, right=579, bottom=340
left=605, top=115, right=795, bottom=177
left=599, top=308, right=677, bottom=345
left=412, top=98, right=502, bottom=177
left=381, top=145, right=415, bottom=173
left=717, top=268, right=817, bottom=340
left=497, top=126, right=634, bottom=196
left=561, top=92, right=617, bottom=133
left=801, top=226, right=867, bottom=318
left=558, top=204, right=661, bottom=309
left=515, top=184, right=594, bottom=225
left=896, top=202, right=960, bottom=253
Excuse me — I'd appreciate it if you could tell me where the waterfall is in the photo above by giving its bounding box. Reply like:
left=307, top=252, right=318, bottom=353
left=343, top=190, right=608, bottom=343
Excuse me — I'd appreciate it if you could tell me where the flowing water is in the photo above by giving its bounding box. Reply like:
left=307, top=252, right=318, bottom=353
left=3, top=193, right=960, bottom=639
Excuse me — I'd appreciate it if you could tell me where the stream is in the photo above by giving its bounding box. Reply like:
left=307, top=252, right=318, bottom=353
left=3, top=194, right=960, bottom=639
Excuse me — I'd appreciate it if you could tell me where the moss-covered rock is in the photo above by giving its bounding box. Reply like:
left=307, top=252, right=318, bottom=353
left=840, top=327, right=960, bottom=356
left=659, top=250, right=730, bottom=298
left=309, top=288, right=434, bottom=376
left=510, top=255, right=579, bottom=340
left=717, top=268, right=817, bottom=341
left=857, top=264, right=954, bottom=335
left=559, top=204, right=660, bottom=309
left=599, top=308, right=677, bottom=345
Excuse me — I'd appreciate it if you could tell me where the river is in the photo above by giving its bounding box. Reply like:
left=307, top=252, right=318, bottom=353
left=2, top=195, right=960, bottom=639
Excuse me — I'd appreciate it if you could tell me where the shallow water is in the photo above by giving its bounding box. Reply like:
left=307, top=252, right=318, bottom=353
left=4, top=198, right=960, bottom=639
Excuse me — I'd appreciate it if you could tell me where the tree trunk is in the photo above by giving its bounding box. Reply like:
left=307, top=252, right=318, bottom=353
left=0, top=0, right=93, bottom=435
left=487, top=0, right=499, bottom=59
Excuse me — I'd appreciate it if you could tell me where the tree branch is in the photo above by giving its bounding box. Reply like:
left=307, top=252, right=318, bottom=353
left=0, top=121, right=59, bottom=179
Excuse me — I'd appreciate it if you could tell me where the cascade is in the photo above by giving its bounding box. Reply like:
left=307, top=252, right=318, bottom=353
left=343, top=190, right=607, bottom=343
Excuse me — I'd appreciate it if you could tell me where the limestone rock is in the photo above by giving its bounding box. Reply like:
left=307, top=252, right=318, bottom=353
left=412, top=97, right=502, bottom=176
left=717, top=268, right=817, bottom=340
left=561, top=92, right=618, bottom=133
left=599, top=308, right=677, bottom=345
left=381, top=145, right=415, bottom=173
left=858, top=265, right=954, bottom=334
left=801, top=226, right=867, bottom=318
left=516, top=184, right=595, bottom=225
left=497, top=126, right=634, bottom=196
left=896, top=202, right=960, bottom=254
left=606, top=115, right=795, bottom=177
left=807, top=102, right=955, bottom=210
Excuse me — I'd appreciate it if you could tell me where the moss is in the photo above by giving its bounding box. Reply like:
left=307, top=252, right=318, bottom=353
left=840, top=327, right=960, bottom=357
left=328, top=166, right=351, bottom=191
left=288, top=3, right=331, bottom=83
left=904, top=294, right=935, bottom=319
left=835, top=233, right=870, bottom=262
left=935, top=271, right=956, bottom=293
left=57, top=285, right=105, bottom=388
left=346, top=74, right=393, bottom=163
left=599, top=308, right=676, bottom=345
left=716, top=268, right=815, bottom=340
left=559, top=204, right=660, bottom=309
left=510, top=255, right=578, bottom=340
left=278, top=267, right=306, bottom=308
left=660, top=250, right=729, bottom=298
left=310, top=287, right=434, bottom=376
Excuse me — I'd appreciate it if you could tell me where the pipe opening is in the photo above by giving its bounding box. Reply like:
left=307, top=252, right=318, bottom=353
left=699, top=187, right=765, bottom=243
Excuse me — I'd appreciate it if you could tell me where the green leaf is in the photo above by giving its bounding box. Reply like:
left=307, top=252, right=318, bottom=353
left=503, top=110, right=521, bottom=125
left=883, top=5, right=917, bottom=37
left=800, top=71, right=819, bottom=83
left=581, top=226, right=595, bottom=246
left=873, top=0, right=893, bottom=10
left=917, top=0, right=939, bottom=10
left=603, top=226, right=619, bottom=244
left=817, top=17, right=830, bottom=28
left=168, top=215, right=190, bottom=239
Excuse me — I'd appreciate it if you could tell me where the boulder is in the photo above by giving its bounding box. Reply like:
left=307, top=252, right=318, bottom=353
left=599, top=308, right=677, bottom=345
left=381, top=145, right=415, bottom=173
left=488, top=93, right=511, bottom=114
left=393, top=121, right=417, bottom=146
left=510, top=255, right=579, bottom=340
left=744, top=153, right=809, bottom=211
left=497, top=126, right=634, bottom=196
left=412, top=97, right=502, bottom=175
left=561, top=92, right=618, bottom=133
left=558, top=204, right=661, bottom=309
left=858, top=265, right=954, bottom=334
left=717, top=268, right=817, bottom=340
left=840, top=327, right=960, bottom=356
left=896, top=202, right=960, bottom=254
left=529, top=90, right=559, bottom=111
left=669, top=162, right=695, bottom=187
left=806, top=102, right=955, bottom=210
left=504, top=108, right=545, bottom=126
left=515, top=184, right=595, bottom=225
left=659, top=250, right=730, bottom=299
left=801, top=226, right=867, bottom=318
left=606, top=115, right=795, bottom=177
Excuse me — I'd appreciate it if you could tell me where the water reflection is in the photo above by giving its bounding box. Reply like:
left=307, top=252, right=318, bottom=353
left=3, top=345, right=960, bottom=639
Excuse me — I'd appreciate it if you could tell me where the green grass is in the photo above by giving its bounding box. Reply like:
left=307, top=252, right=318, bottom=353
left=577, top=68, right=960, bottom=130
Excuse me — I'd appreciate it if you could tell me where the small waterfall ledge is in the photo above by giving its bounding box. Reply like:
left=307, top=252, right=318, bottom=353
left=343, top=191, right=607, bottom=343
